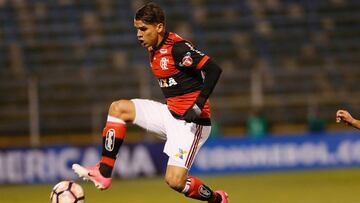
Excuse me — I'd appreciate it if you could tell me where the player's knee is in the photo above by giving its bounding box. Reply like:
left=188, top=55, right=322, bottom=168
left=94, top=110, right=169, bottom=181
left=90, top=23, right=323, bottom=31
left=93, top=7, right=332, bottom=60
left=165, top=175, right=186, bottom=192
left=109, top=100, right=127, bottom=114
left=108, top=100, right=135, bottom=121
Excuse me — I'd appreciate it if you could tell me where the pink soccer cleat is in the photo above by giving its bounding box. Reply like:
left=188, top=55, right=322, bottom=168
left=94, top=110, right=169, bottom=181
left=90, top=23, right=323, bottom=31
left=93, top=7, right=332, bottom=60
left=72, top=163, right=112, bottom=190
left=215, top=190, right=228, bottom=203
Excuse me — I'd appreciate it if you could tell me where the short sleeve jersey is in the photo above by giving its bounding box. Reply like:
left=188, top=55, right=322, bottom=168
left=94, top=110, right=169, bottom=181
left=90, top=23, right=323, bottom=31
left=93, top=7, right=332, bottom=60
left=149, top=32, right=211, bottom=120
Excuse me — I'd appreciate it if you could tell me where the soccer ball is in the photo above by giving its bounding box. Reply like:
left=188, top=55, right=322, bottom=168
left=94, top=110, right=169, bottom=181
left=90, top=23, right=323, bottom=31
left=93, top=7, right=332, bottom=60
left=50, top=180, right=85, bottom=203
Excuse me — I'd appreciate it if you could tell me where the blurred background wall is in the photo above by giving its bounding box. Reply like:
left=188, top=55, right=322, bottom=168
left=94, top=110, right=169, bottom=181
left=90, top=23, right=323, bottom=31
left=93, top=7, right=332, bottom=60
left=0, top=0, right=360, bottom=146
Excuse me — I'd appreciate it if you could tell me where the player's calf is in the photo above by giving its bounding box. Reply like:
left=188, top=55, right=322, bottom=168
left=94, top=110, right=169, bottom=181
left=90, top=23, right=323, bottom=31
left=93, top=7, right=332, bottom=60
left=99, top=115, right=127, bottom=177
left=165, top=174, right=187, bottom=192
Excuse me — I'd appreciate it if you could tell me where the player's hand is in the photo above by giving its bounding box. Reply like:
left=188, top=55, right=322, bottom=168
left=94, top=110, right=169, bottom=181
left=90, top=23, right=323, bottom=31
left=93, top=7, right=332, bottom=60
left=183, top=104, right=202, bottom=122
left=336, top=109, right=354, bottom=125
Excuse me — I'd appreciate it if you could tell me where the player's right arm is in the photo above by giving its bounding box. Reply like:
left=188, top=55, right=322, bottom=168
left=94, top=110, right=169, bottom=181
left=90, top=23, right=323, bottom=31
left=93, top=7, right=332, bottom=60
left=336, top=109, right=360, bottom=129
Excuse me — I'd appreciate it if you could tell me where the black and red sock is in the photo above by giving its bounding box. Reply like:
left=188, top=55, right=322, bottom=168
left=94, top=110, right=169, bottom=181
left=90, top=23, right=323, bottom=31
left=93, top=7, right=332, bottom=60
left=99, top=116, right=126, bottom=177
left=182, top=176, right=222, bottom=203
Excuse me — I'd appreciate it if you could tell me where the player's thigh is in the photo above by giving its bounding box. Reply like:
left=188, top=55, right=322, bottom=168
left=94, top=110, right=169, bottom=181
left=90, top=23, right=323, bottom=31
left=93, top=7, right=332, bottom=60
left=165, top=121, right=211, bottom=169
left=131, top=99, right=167, bottom=138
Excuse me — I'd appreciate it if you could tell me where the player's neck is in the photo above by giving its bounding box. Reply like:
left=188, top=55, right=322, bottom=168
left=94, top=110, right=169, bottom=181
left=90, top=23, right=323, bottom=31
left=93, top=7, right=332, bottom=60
left=153, top=31, right=167, bottom=50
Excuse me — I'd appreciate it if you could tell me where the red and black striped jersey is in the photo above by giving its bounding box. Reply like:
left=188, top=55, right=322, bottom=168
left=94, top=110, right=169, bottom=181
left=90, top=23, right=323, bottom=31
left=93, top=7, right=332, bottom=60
left=149, top=32, right=211, bottom=121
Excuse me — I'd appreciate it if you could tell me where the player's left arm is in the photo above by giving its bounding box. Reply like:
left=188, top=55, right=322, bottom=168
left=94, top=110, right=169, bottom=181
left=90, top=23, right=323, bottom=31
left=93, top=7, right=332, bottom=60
left=172, top=41, right=222, bottom=121
left=192, top=59, right=222, bottom=109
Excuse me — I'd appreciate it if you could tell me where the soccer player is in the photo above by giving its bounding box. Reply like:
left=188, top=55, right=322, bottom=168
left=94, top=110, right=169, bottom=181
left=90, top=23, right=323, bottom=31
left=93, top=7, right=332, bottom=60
left=72, top=2, right=228, bottom=203
left=336, top=109, right=360, bottom=129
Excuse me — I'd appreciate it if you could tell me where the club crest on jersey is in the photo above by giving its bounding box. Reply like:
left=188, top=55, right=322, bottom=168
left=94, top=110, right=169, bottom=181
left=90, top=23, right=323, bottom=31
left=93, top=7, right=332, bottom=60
left=175, top=148, right=187, bottom=160
left=160, top=57, right=169, bottom=70
left=158, top=77, right=178, bottom=88
left=105, top=129, right=115, bottom=151
left=179, top=52, right=193, bottom=67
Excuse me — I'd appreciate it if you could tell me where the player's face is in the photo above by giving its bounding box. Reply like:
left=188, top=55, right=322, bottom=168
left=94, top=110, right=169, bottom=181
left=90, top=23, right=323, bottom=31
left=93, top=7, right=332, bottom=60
left=134, top=19, right=164, bottom=49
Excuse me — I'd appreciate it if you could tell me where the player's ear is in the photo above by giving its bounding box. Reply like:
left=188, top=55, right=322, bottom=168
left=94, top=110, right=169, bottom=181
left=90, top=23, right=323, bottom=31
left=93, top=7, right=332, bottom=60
left=156, top=23, right=164, bottom=33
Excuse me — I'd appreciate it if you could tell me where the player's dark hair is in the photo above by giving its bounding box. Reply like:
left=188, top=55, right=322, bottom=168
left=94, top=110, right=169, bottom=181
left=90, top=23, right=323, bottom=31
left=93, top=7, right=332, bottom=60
left=135, top=2, right=165, bottom=25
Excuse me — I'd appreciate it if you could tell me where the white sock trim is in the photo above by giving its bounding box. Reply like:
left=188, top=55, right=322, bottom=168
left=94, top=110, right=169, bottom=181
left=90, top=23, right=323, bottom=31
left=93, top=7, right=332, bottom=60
left=107, top=115, right=126, bottom=124
left=181, top=178, right=191, bottom=194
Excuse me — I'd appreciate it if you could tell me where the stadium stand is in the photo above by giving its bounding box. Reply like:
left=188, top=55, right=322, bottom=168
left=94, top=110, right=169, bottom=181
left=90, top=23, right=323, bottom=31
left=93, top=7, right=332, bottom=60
left=0, top=0, right=360, bottom=138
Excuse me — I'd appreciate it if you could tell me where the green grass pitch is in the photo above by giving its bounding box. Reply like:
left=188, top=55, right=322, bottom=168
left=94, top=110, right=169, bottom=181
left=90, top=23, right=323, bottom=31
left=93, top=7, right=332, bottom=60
left=1, top=168, right=360, bottom=203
